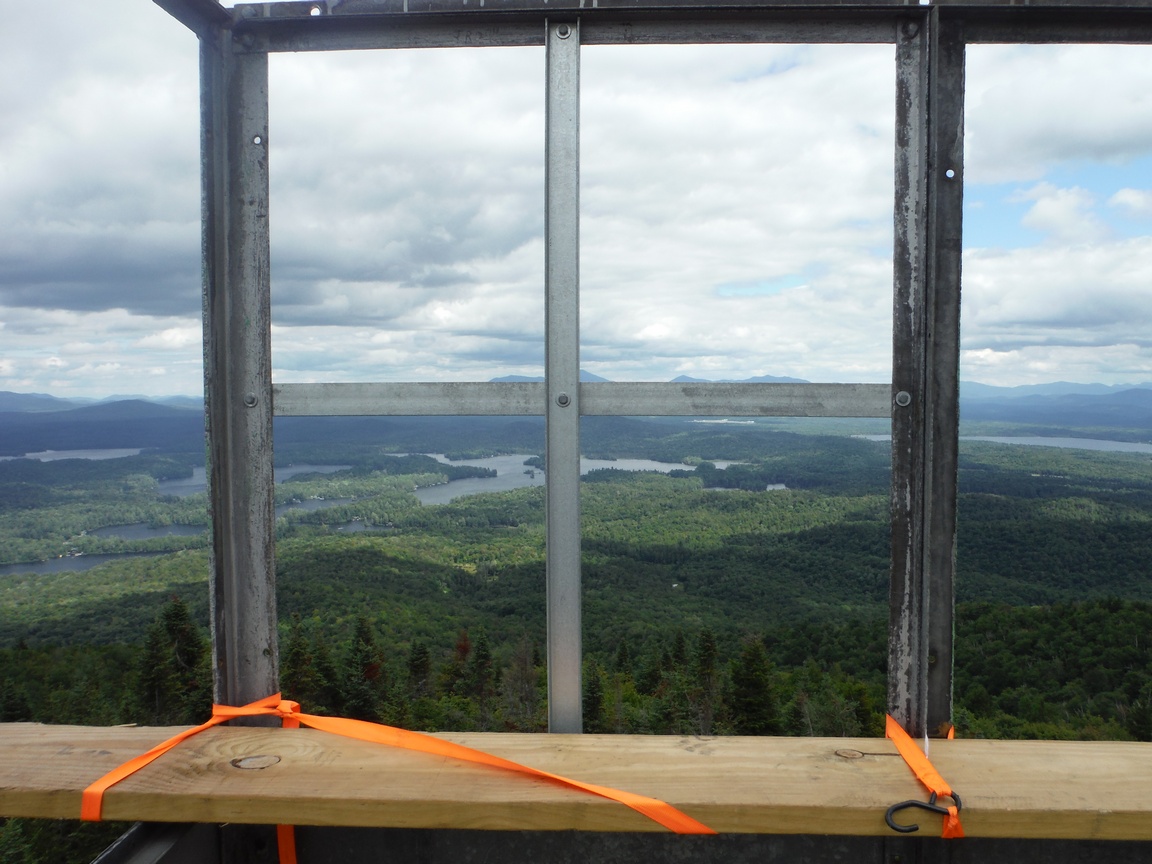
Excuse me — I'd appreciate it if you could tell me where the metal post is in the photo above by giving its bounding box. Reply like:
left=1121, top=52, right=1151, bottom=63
left=923, top=9, right=965, bottom=739
left=201, top=26, right=279, bottom=714
left=202, top=21, right=280, bottom=864
left=889, top=7, right=964, bottom=739
left=544, top=17, right=583, bottom=734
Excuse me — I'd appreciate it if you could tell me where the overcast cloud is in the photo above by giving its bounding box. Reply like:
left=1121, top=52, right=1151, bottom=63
left=1, top=4, right=1150, bottom=398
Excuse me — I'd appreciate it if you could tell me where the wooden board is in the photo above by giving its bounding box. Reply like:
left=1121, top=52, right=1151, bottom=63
left=2, top=723, right=1151, bottom=839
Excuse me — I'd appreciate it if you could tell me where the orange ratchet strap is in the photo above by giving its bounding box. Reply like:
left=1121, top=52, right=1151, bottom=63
left=884, top=714, right=964, bottom=838
left=83, top=694, right=715, bottom=863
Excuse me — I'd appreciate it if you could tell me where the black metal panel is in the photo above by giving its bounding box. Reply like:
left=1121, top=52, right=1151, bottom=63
left=955, top=7, right=1152, bottom=44
left=288, top=828, right=1152, bottom=864
left=91, top=824, right=1152, bottom=864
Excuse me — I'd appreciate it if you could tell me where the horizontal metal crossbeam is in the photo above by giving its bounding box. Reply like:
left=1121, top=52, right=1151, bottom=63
left=272, top=381, right=891, bottom=417
left=217, top=1, right=1152, bottom=53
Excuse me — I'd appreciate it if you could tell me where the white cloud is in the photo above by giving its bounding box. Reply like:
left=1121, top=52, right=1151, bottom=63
left=1110, top=188, right=1152, bottom=219
left=966, top=44, right=1152, bottom=184
left=1009, top=183, right=1108, bottom=244
left=3, top=8, right=1152, bottom=396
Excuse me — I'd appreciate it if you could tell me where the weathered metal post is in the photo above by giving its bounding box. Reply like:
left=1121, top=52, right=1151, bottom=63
left=544, top=17, right=583, bottom=734
left=200, top=6, right=280, bottom=861
left=889, top=6, right=965, bottom=739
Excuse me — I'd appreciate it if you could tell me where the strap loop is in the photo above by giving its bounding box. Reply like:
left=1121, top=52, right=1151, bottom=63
left=884, top=714, right=964, bottom=838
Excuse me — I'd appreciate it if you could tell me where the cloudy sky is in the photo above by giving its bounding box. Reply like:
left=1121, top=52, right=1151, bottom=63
left=2, top=3, right=1151, bottom=399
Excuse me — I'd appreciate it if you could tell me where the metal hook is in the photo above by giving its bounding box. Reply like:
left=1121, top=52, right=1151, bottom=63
left=885, top=791, right=962, bottom=833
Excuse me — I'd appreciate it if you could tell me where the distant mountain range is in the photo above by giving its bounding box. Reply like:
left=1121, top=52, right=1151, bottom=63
left=0, top=391, right=202, bottom=413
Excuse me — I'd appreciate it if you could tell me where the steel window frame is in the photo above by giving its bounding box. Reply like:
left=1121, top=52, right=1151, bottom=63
left=164, top=0, right=1152, bottom=745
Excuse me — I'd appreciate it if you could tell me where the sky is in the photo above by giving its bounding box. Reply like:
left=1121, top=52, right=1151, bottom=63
left=2, top=3, right=1151, bottom=399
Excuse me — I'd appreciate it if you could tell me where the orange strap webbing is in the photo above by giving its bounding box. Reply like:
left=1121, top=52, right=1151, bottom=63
left=83, top=694, right=715, bottom=863
left=885, top=714, right=964, bottom=838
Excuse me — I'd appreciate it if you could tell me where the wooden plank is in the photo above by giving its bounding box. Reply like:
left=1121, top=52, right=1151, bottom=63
left=3, top=724, right=1152, bottom=839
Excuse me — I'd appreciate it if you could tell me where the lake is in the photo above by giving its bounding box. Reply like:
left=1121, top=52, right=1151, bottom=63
left=856, top=435, right=1152, bottom=454
left=156, top=464, right=353, bottom=497
left=0, top=553, right=160, bottom=578
left=412, top=454, right=722, bottom=504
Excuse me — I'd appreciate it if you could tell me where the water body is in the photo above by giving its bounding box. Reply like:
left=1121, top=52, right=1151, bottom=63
left=963, top=436, right=1152, bottom=454
left=4, top=455, right=730, bottom=574
left=156, top=464, right=353, bottom=498
left=857, top=435, right=1152, bottom=454
left=19, top=448, right=144, bottom=461
left=412, top=454, right=726, bottom=505
left=0, top=553, right=159, bottom=578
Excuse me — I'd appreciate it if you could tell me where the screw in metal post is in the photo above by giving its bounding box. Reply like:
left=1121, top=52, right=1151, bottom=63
left=556, top=393, right=571, bottom=407
left=556, top=24, right=571, bottom=38
left=243, top=393, right=259, bottom=408
left=895, top=391, right=912, bottom=408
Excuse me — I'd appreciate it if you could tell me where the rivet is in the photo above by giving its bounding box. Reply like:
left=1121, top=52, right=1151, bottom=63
left=557, top=23, right=572, bottom=38
left=244, top=393, right=259, bottom=408
left=556, top=393, right=571, bottom=407
left=895, top=391, right=912, bottom=408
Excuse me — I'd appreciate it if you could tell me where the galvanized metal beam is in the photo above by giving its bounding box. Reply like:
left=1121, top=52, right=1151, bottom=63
left=888, top=6, right=963, bottom=741
left=201, top=23, right=282, bottom=864
left=153, top=0, right=231, bottom=39
left=201, top=28, right=280, bottom=715
left=922, top=4, right=965, bottom=743
left=273, top=382, right=546, bottom=416
left=545, top=17, right=583, bottom=734
left=580, top=382, right=890, bottom=417
left=228, top=1, right=1152, bottom=54
left=272, top=381, right=890, bottom=417
left=231, top=8, right=897, bottom=52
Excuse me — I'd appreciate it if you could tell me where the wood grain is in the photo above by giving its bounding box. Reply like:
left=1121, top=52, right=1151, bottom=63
left=2, top=724, right=1151, bottom=838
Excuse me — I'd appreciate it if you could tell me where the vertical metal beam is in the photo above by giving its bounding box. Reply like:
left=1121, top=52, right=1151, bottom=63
left=923, top=9, right=965, bottom=739
left=890, top=11, right=931, bottom=739
left=544, top=18, right=582, bottom=734
left=889, top=8, right=964, bottom=739
left=201, top=28, right=279, bottom=713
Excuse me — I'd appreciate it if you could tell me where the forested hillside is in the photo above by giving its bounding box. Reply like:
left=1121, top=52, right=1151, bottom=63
left=2, top=416, right=1152, bottom=861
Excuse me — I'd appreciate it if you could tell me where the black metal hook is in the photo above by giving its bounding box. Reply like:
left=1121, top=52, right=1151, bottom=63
left=885, top=791, right=962, bottom=834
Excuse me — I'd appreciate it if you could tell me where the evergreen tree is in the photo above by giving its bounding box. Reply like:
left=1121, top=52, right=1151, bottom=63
left=671, top=631, right=689, bottom=669
left=614, top=639, right=632, bottom=675
left=694, top=628, right=720, bottom=735
left=466, top=629, right=499, bottom=729
left=342, top=617, right=386, bottom=722
left=281, top=614, right=326, bottom=711
left=134, top=597, right=210, bottom=725
left=407, top=641, right=432, bottom=698
left=730, top=636, right=781, bottom=735
left=501, top=637, right=543, bottom=732
left=583, top=661, right=607, bottom=733
left=439, top=630, right=472, bottom=696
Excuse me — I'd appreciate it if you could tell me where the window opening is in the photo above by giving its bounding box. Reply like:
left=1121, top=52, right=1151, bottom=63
left=580, top=43, right=896, bottom=386
left=269, top=47, right=546, bottom=386
left=956, top=43, right=1152, bottom=740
